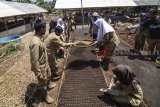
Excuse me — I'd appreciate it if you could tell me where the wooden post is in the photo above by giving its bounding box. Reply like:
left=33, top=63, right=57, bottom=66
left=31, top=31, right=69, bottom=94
left=81, top=0, right=84, bottom=28
left=4, top=19, right=9, bottom=36
left=63, top=9, right=65, bottom=16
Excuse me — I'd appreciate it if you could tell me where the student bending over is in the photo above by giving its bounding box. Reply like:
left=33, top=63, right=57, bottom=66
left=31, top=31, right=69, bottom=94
left=100, top=65, right=146, bottom=107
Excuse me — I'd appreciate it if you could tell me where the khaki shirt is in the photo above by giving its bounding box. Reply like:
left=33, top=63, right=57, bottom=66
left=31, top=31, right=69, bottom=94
left=109, top=82, right=143, bottom=106
left=98, top=32, right=120, bottom=47
left=109, top=84, right=143, bottom=98
left=45, top=33, right=72, bottom=75
left=29, top=34, right=50, bottom=77
left=45, top=32, right=72, bottom=54
left=104, top=32, right=120, bottom=46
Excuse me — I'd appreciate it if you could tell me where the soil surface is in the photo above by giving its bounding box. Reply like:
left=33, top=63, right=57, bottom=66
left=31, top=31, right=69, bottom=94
left=1, top=20, right=159, bottom=107
left=57, top=28, right=116, bottom=107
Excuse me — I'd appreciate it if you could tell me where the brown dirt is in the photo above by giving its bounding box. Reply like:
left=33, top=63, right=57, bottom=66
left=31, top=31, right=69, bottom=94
left=116, top=24, right=148, bottom=51
left=0, top=22, right=117, bottom=107
left=0, top=14, right=63, bottom=107
left=0, top=31, right=36, bottom=106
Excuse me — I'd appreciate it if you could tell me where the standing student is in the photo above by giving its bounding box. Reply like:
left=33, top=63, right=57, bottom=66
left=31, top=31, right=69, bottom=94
left=90, top=12, right=99, bottom=40
left=45, top=26, right=77, bottom=80
left=29, top=19, right=56, bottom=104
left=140, top=8, right=160, bottom=62
left=94, top=18, right=120, bottom=70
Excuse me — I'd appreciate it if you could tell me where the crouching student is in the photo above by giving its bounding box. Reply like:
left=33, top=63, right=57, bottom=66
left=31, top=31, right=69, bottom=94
left=100, top=65, right=146, bottom=107
left=29, top=19, right=56, bottom=104
left=45, top=26, right=77, bottom=80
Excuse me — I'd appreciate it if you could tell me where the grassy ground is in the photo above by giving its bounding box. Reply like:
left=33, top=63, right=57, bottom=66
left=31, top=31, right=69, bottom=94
left=0, top=41, right=24, bottom=63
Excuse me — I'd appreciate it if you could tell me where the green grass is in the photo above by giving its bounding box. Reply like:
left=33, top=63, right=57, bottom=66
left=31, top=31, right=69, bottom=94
left=0, top=41, right=24, bottom=62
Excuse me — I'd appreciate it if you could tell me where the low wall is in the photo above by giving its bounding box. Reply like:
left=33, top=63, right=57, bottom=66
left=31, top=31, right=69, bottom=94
left=0, top=24, right=32, bottom=38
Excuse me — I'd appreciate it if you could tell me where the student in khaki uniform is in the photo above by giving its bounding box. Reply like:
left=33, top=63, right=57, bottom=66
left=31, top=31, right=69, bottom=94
left=49, top=20, right=66, bottom=58
left=29, top=19, right=56, bottom=104
left=93, top=18, right=120, bottom=70
left=100, top=65, right=146, bottom=107
left=67, top=16, right=72, bottom=42
left=45, top=26, right=76, bottom=80
left=71, top=15, right=77, bottom=30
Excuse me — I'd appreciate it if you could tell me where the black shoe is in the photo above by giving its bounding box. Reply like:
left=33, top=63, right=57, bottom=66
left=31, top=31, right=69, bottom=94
left=100, top=59, right=109, bottom=71
left=151, top=55, right=156, bottom=62
left=130, top=48, right=136, bottom=52
left=130, top=48, right=141, bottom=54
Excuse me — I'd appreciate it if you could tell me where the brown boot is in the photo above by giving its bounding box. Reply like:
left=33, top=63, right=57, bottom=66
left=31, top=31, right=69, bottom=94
left=48, top=82, right=57, bottom=89
left=45, top=94, right=54, bottom=104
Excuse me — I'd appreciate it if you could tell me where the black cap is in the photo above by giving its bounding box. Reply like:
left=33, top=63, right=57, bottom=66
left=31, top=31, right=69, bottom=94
left=55, top=26, right=63, bottom=33
left=62, top=17, right=68, bottom=21
left=34, top=19, right=46, bottom=32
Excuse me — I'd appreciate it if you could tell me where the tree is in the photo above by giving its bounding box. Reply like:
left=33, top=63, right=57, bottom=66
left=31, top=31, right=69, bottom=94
left=36, top=0, right=44, bottom=5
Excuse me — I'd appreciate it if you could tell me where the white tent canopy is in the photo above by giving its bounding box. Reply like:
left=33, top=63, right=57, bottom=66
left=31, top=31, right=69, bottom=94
left=134, top=0, right=160, bottom=6
left=0, top=2, right=25, bottom=18
left=83, top=0, right=137, bottom=8
left=2, top=1, right=48, bottom=14
left=55, top=0, right=137, bottom=9
left=55, top=0, right=160, bottom=9
left=0, top=1, right=47, bottom=18
left=55, top=0, right=81, bottom=9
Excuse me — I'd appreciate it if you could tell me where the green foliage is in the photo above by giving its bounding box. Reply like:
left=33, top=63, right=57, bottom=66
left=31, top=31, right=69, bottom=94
left=37, top=2, right=55, bottom=11
left=0, top=41, right=24, bottom=60
left=10, top=0, right=55, bottom=12
left=36, top=0, right=44, bottom=5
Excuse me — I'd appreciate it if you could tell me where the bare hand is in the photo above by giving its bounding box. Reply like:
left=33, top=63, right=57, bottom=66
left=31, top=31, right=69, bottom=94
left=100, top=88, right=111, bottom=93
left=92, top=41, right=98, bottom=46
left=100, top=88, right=108, bottom=92
left=72, top=41, right=79, bottom=46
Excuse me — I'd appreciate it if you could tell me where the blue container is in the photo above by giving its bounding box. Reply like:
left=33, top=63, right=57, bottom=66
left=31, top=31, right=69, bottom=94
left=0, top=35, right=21, bottom=43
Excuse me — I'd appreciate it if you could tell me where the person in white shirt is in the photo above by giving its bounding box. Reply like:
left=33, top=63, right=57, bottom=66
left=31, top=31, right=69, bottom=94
left=93, top=18, right=120, bottom=70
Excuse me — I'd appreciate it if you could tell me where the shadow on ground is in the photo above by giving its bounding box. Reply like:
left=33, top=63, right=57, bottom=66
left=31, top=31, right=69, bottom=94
left=157, top=66, right=160, bottom=69
left=97, top=94, right=116, bottom=106
left=127, top=55, right=150, bottom=61
left=24, top=83, right=46, bottom=107
left=66, top=59, right=100, bottom=70
left=98, top=94, right=133, bottom=107
left=91, top=50, right=97, bottom=55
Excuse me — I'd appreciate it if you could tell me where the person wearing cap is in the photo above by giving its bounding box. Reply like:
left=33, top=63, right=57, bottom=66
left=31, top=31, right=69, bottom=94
left=57, top=18, right=66, bottom=42
left=139, top=8, right=160, bottom=62
left=45, top=26, right=77, bottom=80
left=90, top=12, right=99, bottom=40
left=29, top=19, right=56, bottom=104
